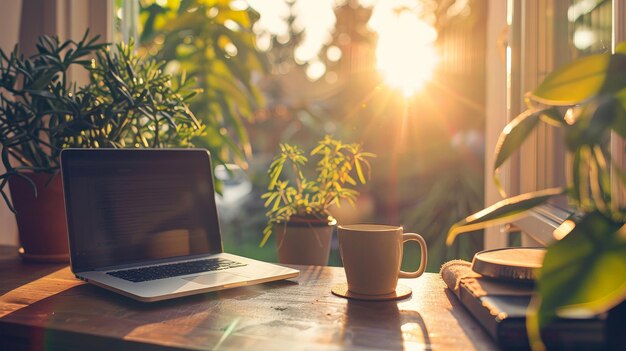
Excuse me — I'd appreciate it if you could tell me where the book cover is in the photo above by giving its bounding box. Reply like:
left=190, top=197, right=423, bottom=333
left=440, top=260, right=605, bottom=350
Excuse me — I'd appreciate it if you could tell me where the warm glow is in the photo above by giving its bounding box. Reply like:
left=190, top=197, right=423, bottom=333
left=0, top=267, right=77, bottom=318
left=370, top=8, right=439, bottom=96
left=553, top=219, right=576, bottom=241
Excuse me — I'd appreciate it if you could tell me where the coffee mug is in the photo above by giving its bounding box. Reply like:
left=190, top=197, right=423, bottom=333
left=338, top=224, right=428, bottom=295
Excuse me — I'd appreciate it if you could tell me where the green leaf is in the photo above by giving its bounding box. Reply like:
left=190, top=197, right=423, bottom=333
left=343, top=174, right=357, bottom=186
left=259, top=224, right=273, bottom=248
left=268, top=161, right=284, bottom=190
left=529, top=212, right=626, bottom=347
left=446, top=187, right=564, bottom=246
left=493, top=108, right=546, bottom=197
left=538, top=107, right=565, bottom=127
left=310, top=142, right=325, bottom=155
left=355, top=159, right=366, bottom=184
left=565, top=97, right=618, bottom=150
left=599, top=53, right=626, bottom=95
left=530, top=53, right=610, bottom=105
left=262, top=192, right=277, bottom=208
left=494, top=109, right=542, bottom=170
left=612, top=88, right=626, bottom=139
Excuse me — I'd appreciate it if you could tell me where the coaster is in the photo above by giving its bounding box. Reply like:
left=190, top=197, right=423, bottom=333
left=331, top=283, right=412, bottom=301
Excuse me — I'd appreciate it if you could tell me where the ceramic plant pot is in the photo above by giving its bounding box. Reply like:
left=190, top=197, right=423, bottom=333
left=8, top=172, right=69, bottom=262
left=275, top=216, right=337, bottom=266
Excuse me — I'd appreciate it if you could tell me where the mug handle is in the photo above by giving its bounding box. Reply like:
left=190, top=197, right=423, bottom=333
left=398, top=233, right=428, bottom=278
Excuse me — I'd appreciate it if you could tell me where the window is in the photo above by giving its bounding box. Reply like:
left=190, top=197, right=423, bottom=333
left=485, top=0, right=625, bottom=247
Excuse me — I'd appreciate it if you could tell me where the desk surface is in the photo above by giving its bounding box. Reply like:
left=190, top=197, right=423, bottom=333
left=0, top=246, right=497, bottom=350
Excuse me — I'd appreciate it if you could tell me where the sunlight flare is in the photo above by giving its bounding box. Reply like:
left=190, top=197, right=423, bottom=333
left=370, top=8, right=439, bottom=96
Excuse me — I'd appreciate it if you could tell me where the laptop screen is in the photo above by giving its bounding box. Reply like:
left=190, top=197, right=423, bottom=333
left=61, top=149, right=223, bottom=272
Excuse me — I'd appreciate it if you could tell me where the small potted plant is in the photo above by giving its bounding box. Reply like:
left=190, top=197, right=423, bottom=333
left=446, top=43, right=626, bottom=349
left=0, top=32, right=202, bottom=261
left=261, top=135, right=375, bottom=265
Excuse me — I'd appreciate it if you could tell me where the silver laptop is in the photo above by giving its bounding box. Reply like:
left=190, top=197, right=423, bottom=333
left=60, top=149, right=298, bottom=302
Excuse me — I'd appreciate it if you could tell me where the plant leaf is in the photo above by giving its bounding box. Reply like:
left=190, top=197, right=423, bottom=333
left=268, top=161, right=283, bottom=190
left=527, top=212, right=626, bottom=348
left=612, top=88, right=626, bottom=139
left=538, top=107, right=565, bottom=127
left=494, top=109, right=542, bottom=192
left=355, top=159, right=366, bottom=184
left=599, top=53, right=626, bottom=95
left=259, top=225, right=273, bottom=248
left=565, top=97, right=619, bottom=150
left=446, top=187, right=564, bottom=246
left=493, top=108, right=560, bottom=197
left=530, top=53, right=610, bottom=106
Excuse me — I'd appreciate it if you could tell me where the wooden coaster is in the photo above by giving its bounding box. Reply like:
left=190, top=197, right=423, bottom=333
left=471, top=247, right=546, bottom=282
left=331, top=283, right=412, bottom=301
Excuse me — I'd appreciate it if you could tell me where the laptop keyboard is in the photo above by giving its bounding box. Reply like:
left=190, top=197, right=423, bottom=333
left=107, top=258, right=247, bottom=283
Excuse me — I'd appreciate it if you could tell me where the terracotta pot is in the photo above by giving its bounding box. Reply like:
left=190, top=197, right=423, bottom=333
left=275, top=216, right=337, bottom=266
left=8, top=172, right=69, bottom=262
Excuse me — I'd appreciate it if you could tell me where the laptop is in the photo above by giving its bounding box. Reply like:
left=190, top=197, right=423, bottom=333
left=60, top=149, right=299, bottom=302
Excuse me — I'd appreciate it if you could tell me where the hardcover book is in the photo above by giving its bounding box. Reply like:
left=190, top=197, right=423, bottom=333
left=440, top=260, right=605, bottom=350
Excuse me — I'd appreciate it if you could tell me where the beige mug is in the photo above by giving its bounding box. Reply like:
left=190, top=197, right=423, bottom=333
left=338, top=224, right=428, bottom=295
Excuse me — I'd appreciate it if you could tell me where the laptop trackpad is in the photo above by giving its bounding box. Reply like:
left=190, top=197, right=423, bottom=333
left=183, top=272, right=245, bottom=286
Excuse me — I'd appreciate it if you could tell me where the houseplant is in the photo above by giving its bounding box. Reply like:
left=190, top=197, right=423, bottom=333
left=0, top=31, right=202, bottom=261
left=446, top=43, right=626, bottom=349
left=261, top=136, right=374, bottom=265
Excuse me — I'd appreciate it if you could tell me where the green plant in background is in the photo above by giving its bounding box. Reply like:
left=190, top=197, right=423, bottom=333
left=0, top=31, right=201, bottom=211
left=446, top=44, right=626, bottom=349
left=138, top=0, right=266, bottom=167
left=260, top=136, right=375, bottom=246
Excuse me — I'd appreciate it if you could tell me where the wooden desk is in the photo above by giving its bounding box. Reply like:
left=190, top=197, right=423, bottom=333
left=0, top=246, right=497, bottom=350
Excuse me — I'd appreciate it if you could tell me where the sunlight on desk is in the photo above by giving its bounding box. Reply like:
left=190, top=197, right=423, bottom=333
left=0, top=267, right=79, bottom=318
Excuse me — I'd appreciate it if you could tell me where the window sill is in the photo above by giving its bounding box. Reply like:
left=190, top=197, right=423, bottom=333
left=513, top=204, right=571, bottom=247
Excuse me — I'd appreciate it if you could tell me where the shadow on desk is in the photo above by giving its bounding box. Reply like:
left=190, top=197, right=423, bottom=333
left=341, top=300, right=430, bottom=350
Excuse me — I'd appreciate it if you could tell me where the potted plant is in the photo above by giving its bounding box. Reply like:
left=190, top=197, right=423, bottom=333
left=0, top=32, right=202, bottom=261
left=260, top=136, right=374, bottom=265
left=446, top=43, right=626, bottom=349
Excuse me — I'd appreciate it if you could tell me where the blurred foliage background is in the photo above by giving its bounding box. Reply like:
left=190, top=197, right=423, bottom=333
left=136, top=0, right=266, bottom=168
left=126, top=0, right=486, bottom=271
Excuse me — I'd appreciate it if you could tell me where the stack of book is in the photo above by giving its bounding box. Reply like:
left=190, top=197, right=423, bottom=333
left=440, top=260, right=606, bottom=350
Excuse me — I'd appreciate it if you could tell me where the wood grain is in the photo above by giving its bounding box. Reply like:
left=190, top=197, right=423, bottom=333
left=0, top=246, right=498, bottom=350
